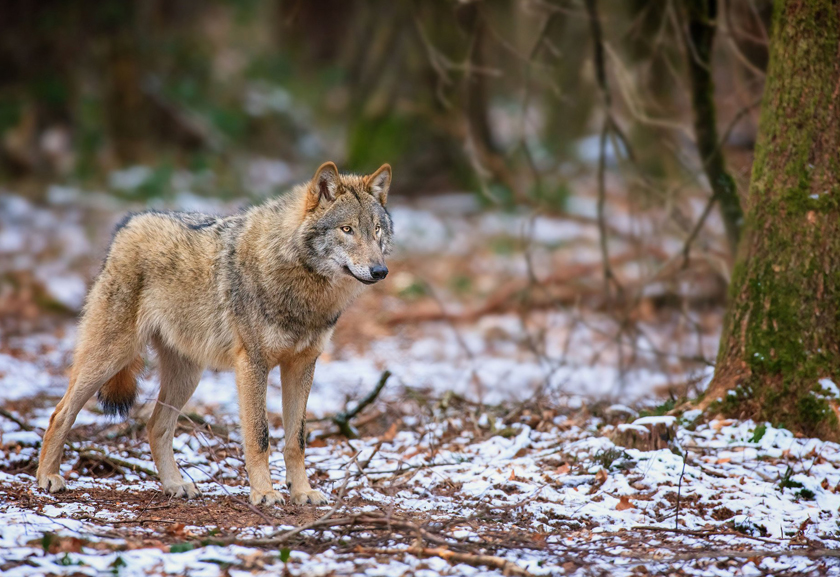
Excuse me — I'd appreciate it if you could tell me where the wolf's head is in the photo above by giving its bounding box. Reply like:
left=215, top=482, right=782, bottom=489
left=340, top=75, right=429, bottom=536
left=299, top=162, right=393, bottom=284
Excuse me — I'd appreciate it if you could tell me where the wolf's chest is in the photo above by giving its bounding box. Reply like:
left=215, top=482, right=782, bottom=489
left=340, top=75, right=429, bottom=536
left=263, top=321, right=336, bottom=356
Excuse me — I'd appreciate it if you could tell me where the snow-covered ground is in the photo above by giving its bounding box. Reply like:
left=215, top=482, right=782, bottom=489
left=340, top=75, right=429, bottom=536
left=1, top=188, right=838, bottom=575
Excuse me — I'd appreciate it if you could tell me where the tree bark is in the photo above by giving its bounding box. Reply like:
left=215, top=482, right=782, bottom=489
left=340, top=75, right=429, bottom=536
left=705, top=0, right=840, bottom=439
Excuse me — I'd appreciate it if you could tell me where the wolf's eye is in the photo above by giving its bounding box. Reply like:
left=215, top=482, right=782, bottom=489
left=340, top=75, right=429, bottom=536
left=341, top=226, right=353, bottom=234
left=375, top=224, right=381, bottom=235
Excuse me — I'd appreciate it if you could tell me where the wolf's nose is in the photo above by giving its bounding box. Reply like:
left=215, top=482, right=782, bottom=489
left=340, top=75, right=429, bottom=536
left=370, top=265, right=388, bottom=281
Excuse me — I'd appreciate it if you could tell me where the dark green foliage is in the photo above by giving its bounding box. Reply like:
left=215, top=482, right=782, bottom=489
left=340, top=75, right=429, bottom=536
left=639, top=398, right=676, bottom=419
left=749, top=423, right=767, bottom=443
left=58, top=553, right=80, bottom=566
left=595, top=447, right=628, bottom=470
left=40, top=532, right=55, bottom=553
left=496, top=427, right=519, bottom=439
left=778, top=466, right=802, bottom=491
left=733, top=518, right=768, bottom=537
left=797, top=488, right=816, bottom=501
left=111, top=556, right=127, bottom=574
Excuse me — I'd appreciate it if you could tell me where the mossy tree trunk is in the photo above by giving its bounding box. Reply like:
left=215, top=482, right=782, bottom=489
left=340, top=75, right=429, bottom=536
left=706, top=0, right=840, bottom=439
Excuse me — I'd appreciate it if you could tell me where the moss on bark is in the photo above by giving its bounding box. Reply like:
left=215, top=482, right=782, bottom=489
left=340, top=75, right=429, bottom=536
left=707, top=0, right=840, bottom=440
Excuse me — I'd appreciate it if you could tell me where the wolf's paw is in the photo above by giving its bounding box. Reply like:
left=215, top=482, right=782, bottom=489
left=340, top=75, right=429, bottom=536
left=291, top=488, right=329, bottom=506
left=37, top=473, right=67, bottom=494
left=249, top=489, right=285, bottom=507
left=162, top=481, right=200, bottom=499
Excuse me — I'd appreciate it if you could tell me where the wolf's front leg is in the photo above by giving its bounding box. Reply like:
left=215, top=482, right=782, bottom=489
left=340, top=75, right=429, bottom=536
left=280, top=354, right=328, bottom=505
left=235, top=352, right=284, bottom=506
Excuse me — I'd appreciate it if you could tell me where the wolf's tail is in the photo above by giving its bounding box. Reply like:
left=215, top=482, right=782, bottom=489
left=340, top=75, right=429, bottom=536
left=97, top=355, right=144, bottom=419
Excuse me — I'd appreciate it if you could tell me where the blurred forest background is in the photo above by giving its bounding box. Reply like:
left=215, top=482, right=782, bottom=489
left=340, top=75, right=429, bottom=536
left=0, top=0, right=772, bottom=398
left=0, top=0, right=766, bottom=202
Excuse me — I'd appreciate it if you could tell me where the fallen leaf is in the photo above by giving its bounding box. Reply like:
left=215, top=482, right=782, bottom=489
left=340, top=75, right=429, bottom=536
left=616, top=495, right=634, bottom=511
left=381, top=421, right=399, bottom=443
left=716, top=457, right=731, bottom=465
left=557, top=463, right=570, bottom=475
left=166, top=523, right=188, bottom=538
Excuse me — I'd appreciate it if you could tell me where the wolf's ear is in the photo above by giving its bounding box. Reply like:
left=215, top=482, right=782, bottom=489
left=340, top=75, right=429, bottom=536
left=365, top=164, right=391, bottom=206
left=307, top=161, right=340, bottom=212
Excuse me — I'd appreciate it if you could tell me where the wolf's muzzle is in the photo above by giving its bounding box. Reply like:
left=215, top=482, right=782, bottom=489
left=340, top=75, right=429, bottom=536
left=370, top=265, right=388, bottom=281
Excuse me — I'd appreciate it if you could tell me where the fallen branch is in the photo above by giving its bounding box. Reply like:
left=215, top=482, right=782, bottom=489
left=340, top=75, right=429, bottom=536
left=332, top=371, right=392, bottom=439
left=358, top=546, right=533, bottom=577
left=75, top=448, right=158, bottom=478
left=225, top=512, right=456, bottom=548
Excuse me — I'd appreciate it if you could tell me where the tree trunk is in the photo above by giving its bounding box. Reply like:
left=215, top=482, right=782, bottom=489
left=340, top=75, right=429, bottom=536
left=683, top=0, right=743, bottom=256
left=705, top=0, right=840, bottom=439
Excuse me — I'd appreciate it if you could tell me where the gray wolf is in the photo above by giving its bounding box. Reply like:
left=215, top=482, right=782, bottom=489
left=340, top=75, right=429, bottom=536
left=36, top=162, right=393, bottom=506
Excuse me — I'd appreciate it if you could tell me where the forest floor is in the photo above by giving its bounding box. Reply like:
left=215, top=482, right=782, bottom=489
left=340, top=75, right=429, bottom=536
left=1, top=183, right=839, bottom=576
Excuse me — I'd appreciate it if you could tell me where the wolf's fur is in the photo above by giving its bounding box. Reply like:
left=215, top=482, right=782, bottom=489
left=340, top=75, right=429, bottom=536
left=36, top=162, right=393, bottom=506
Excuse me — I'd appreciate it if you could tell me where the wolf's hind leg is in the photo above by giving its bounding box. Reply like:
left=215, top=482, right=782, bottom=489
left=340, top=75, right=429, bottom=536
left=37, top=333, right=140, bottom=493
left=280, top=353, right=327, bottom=505
left=148, top=338, right=203, bottom=498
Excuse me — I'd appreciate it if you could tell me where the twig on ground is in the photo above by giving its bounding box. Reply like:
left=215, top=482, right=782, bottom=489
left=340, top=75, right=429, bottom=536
left=645, top=549, right=840, bottom=562
left=357, top=546, right=533, bottom=577
left=332, top=371, right=392, bottom=439
left=631, top=525, right=786, bottom=545
left=228, top=513, right=456, bottom=548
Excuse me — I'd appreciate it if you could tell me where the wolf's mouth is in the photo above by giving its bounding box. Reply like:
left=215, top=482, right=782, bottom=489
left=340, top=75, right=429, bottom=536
left=343, top=266, right=377, bottom=285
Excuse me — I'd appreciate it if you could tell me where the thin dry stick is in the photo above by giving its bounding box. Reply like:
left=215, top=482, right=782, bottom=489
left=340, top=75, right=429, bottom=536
left=681, top=193, right=718, bottom=268
left=675, top=449, right=688, bottom=530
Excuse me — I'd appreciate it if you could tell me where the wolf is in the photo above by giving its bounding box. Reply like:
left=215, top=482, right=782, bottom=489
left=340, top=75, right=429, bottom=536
left=36, top=162, right=393, bottom=506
